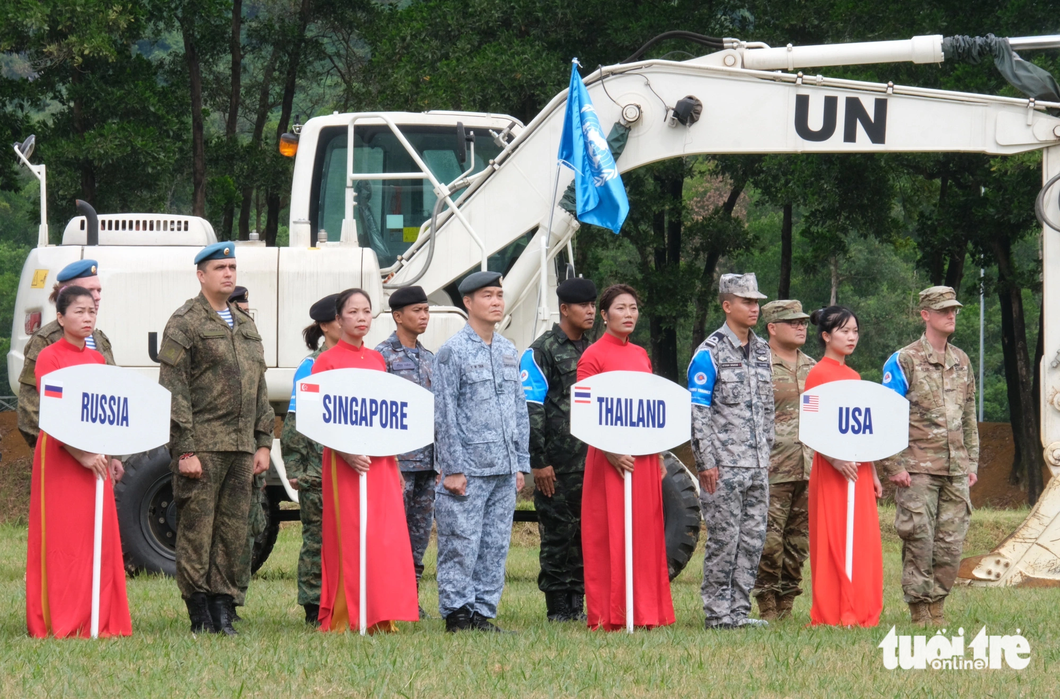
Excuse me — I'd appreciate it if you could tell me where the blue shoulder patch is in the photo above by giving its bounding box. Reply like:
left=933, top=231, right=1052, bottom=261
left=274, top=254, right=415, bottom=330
left=687, top=348, right=717, bottom=407
left=520, top=349, right=548, bottom=404
left=882, top=351, right=909, bottom=397
left=288, top=356, right=315, bottom=412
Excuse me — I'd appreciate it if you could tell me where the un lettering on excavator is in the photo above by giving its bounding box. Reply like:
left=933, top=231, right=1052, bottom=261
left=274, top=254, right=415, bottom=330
left=794, top=94, right=888, bottom=144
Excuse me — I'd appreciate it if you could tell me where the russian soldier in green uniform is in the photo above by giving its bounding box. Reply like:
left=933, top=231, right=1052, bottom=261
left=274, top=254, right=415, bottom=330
left=881, top=286, right=979, bottom=627
left=520, top=277, right=596, bottom=622
left=158, top=242, right=275, bottom=636
left=752, top=300, right=815, bottom=621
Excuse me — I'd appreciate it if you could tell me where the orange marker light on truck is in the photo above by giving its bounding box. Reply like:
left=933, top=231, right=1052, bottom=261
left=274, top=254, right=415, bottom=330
left=279, top=132, right=299, bottom=157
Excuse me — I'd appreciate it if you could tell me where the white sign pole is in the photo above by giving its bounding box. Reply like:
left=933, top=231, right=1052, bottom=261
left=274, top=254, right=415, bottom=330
left=624, top=471, right=633, bottom=634
left=90, top=476, right=104, bottom=639
left=359, top=471, right=367, bottom=636
left=845, top=479, right=855, bottom=582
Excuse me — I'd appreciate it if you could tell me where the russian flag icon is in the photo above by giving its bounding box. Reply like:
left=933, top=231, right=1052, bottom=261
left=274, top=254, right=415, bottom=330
left=44, top=383, right=63, bottom=399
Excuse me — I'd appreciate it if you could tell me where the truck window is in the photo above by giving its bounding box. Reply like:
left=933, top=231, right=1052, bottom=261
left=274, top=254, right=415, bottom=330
left=312, top=126, right=501, bottom=268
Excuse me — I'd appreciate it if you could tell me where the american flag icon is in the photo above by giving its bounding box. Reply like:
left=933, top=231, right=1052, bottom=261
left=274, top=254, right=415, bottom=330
left=802, top=394, right=819, bottom=413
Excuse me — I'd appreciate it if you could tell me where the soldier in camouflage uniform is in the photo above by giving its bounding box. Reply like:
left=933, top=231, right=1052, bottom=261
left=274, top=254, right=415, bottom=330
left=687, top=273, right=774, bottom=630
left=375, top=285, right=436, bottom=619
left=752, top=300, right=816, bottom=621
left=282, top=293, right=340, bottom=625
left=520, top=277, right=596, bottom=622
left=158, top=242, right=275, bottom=636
left=882, top=286, right=978, bottom=627
left=18, top=259, right=117, bottom=449
left=434, top=271, right=529, bottom=633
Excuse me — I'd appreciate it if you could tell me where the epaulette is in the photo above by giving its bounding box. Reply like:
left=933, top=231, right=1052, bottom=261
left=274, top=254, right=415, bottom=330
left=171, top=298, right=196, bottom=317
left=233, top=305, right=254, bottom=322
left=705, top=331, right=725, bottom=348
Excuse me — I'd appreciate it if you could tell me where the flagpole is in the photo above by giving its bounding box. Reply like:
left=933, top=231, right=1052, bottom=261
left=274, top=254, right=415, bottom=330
left=845, top=478, right=855, bottom=581
left=359, top=471, right=367, bottom=636
left=624, top=471, right=634, bottom=633
left=91, top=475, right=104, bottom=639
left=537, top=161, right=563, bottom=338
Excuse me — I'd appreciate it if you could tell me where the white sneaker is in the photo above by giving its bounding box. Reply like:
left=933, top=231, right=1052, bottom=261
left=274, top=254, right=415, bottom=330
left=737, top=617, right=769, bottom=628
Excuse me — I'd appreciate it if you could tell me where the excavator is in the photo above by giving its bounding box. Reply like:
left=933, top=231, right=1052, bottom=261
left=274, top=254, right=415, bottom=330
left=9, top=30, right=1060, bottom=585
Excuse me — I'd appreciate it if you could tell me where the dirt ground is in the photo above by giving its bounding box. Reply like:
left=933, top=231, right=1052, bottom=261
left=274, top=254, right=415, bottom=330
left=0, top=414, right=1048, bottom=525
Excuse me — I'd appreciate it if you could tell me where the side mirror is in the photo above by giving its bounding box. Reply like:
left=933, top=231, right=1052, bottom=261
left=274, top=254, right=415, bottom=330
left=456, top=122, right=466, bottom=164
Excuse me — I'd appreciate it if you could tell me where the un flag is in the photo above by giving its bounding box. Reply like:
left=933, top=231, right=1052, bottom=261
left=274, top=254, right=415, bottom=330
left=557, top=60, right=630, bottom=233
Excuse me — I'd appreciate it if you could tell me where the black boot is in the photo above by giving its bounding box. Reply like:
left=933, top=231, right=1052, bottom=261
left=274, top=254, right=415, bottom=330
left=545, top=591, right=571, bottom=622
left=304, top=603, right=320, bottom=627
left=471, top=612, right=514, bottom=634
left=185, top=593, right=215, bottom=634
left=445, top=606, right=473, bottom=633
left=230, top=600, right=244, bottom=623
left=208, top=595, right=239, bottom=636
left=567, top=592, right=587, bottom=622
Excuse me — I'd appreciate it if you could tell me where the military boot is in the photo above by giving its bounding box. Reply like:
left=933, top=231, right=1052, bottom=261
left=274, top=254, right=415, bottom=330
left=567, top=592, right=587, bottom=622
left=445, top=606, right=473, bottom=633
left=185, top=593, right=215, bottom=634
left=755, top=591, right=778, bottom=621
left=304, top=603, right=320, bottom=626
left=471, top=612, right=515, bottom=634
left=928, top=599, right=946, bottom=627
left=908, top=602, right=930, bottom=627
left=208, top=595, right=239, bottom=636
left=775, top=593, right=797, bottom=621
left=545, top=591, right=571, bottom=622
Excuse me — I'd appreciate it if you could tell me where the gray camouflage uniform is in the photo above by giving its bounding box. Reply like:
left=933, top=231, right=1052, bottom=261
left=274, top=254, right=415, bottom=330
left=375, top=332, right=436, bottom=580
left=688, top=292, right=774, bottom=627
left=433, top=323, right=530, bottom=619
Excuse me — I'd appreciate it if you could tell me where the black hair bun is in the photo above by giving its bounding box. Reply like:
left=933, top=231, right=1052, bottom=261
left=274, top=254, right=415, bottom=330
left=810, top=308, right=824, bottom=325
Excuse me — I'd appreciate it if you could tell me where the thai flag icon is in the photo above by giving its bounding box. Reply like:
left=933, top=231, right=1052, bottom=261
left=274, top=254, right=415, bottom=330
left=44, top=382, right=63, bottom=399
left=300, top=383, right=320, bottom=393
left=574, top=386, right=592, bottom=405
left=802, top=394, right=819, bottom=413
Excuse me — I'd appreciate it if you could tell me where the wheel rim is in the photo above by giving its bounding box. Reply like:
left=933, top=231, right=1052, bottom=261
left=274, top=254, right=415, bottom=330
left=139, top=474, right=177, bottom=562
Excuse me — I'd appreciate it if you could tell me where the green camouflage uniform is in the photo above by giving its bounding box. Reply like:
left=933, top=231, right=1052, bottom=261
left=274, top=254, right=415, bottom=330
left=18, top=320, right=115, bottom=448
left=520, top=323, right=590, bottom=595
left=158, top=292, right=274, bottom=601
left=882, top=328, right=978, bottom=605
left=754, top=345, right=815, bottom=600
left=234, top=472, right=267, bottom=607
left=280, top=349, right=325, bottom=607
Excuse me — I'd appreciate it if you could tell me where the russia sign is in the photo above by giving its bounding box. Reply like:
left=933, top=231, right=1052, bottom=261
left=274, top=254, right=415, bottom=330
left=570, top=371, right=691, bottom=455
left=38, top=364, right=171, bottom=454
left=295, top=368, right=434, bottom=456
left=798, top=379, right=909, bottom=462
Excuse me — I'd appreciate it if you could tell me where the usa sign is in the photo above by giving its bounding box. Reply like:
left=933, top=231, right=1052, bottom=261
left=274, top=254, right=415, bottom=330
left=798, top=379, right=909, bottom=462
left=570, top=371, right=691, bottom=456
left=295, top=368, right=434, bottom=456
left=39, top=364, right=171, bottom=454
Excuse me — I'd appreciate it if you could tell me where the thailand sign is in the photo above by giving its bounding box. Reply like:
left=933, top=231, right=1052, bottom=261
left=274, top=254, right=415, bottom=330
left=570, top=371, right=691, bottom=455
left=798, top=379, right=909, bottom=462
left=39, top=364, right=171, bottom=454
left=295, top=368, right=434, bottom=456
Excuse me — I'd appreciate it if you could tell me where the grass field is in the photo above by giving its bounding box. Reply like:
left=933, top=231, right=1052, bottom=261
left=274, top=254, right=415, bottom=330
left=0, top=507, right=1054, bottom=697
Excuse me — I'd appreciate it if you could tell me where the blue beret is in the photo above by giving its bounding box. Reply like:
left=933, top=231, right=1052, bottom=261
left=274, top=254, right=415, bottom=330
left=57, top=259, right=99, bottom=282
left=458, top=271, right=503, bottom=296
left=194, top=241, right=236, bottom=265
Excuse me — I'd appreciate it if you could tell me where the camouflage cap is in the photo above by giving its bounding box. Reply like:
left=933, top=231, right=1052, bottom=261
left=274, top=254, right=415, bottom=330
left=918, top=285, right=963, bottom=310
left=719, top=272, right=767, bottom=300
left=762, top=299, right=810, bottom=324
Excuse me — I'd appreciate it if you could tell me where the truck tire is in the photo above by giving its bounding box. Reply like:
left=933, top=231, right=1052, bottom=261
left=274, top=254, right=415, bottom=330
left=250, top=486, right=283, bottom=574
left=661, top=451, right=701, bottom=581
left=114, top=447, right=177, bottom=576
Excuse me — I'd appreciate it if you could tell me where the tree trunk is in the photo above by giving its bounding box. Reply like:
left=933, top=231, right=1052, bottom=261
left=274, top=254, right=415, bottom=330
left=71, top=71, right=95, bottom=206
left=943, top=246, right=966, bottom=294
left=221, top=0, right=243, bottom=240
left=648, top=167, right=682, bottom=382
left=829, top=256, right=839, bottom=305
left=182, top=16, right=207, bottom=217
left=998, top=287, right=1024, bottom=485
left=778, top=203, right=792, bottom=298
left=239, top=45, right=280, bottom=240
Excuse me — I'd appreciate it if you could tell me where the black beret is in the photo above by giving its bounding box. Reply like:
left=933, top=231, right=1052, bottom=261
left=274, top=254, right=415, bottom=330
left=389, top=285, right=428, bottom=310
left=228, top=286, right=249, bottom=304
left=557, top=277, right=597, bottom=304
left=310, top=293, right=339, bottom=322
left=458, top=270, right=503, bottom=296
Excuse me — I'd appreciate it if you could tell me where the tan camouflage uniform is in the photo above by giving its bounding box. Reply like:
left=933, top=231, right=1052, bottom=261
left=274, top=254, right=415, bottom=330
left=752, top=301, right=816, bottom=614
left=18, top=320, right=115, bottom=448
left=158, top=292, right=275, bottom=600
left=688, top=273, right=774, bottom=628
left=881, top=286, right=978, bottom=610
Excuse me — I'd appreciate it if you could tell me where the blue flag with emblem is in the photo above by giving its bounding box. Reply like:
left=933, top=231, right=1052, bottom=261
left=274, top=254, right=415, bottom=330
left=558, top=60, right=629, bottom=234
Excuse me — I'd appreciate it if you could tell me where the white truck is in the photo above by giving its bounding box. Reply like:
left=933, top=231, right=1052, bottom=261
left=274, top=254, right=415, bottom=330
left=10, top=32, right=1060, bottom=586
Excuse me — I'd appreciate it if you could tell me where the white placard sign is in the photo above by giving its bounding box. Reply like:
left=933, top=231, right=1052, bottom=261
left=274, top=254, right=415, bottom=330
left=569, top=371, right=691, bottom=456
left=39, top=364, right=172, bottom=455
left=295, top=368, right=434, bottom=456
left=798, top=379, right=909, bottom=462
